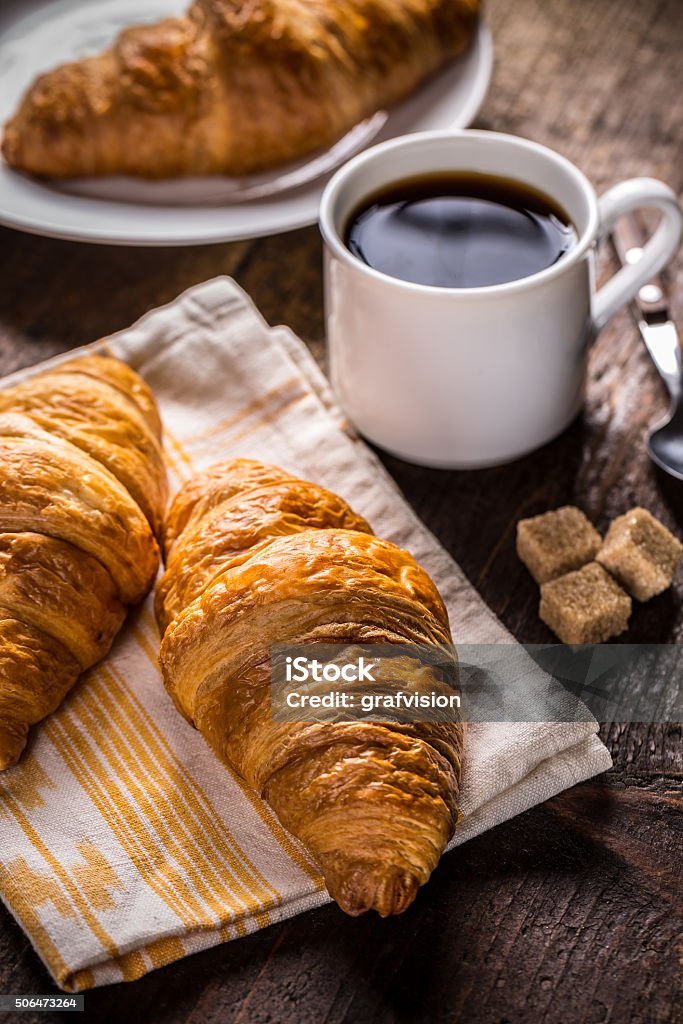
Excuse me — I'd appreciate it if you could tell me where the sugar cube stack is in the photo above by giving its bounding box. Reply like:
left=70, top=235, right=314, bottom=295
left=517, top=503, right=682, bottom=644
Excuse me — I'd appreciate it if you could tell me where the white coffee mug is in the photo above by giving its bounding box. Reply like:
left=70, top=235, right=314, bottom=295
left=320, top=130, right=683, bottom=468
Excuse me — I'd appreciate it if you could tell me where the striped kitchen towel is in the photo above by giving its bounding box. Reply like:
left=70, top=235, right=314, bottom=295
left=0, top=278, right=612, bottom=991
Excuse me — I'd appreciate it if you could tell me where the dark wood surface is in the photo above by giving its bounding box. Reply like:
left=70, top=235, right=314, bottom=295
left=1, top=0, right=682, bottom=1020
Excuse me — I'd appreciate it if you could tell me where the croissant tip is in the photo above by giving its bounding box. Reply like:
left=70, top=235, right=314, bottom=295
left=0, top=728, right=28, bottom=771
left=1, top=126, right=19, bottom=169
left=328, top=863, right=421, bottom=918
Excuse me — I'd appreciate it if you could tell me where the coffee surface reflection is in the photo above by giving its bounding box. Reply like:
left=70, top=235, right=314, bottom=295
left=345, top=173, right=578, bottom=289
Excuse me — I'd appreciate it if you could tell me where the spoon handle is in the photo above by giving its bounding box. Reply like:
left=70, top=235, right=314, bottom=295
left=611, top=213, right=683, bottom=401
left=611, top=211, right=670, bottom=318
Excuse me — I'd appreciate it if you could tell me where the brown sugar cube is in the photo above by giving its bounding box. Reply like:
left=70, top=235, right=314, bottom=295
left=539, top=562, right=631, bottom=644
left=516, top=506, right=602, bottom=584
left=596, top=507, right=683, bottom=601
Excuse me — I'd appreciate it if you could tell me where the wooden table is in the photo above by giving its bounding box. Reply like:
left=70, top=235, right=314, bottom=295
left=0, top=0, right=681, bottom=1020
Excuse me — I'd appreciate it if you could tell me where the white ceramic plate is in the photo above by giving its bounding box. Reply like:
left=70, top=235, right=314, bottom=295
left=0, top=0, right=493, bottom=246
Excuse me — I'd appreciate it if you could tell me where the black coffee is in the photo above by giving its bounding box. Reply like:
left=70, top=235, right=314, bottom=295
left=345, top=173, right=577, bottom=289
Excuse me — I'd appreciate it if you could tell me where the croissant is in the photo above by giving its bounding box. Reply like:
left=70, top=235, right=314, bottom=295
left=0, top=355, right=167, bottom=770
left=157, top=459, right=463, bottom=916
left=2, top=0, right=480, bottom=180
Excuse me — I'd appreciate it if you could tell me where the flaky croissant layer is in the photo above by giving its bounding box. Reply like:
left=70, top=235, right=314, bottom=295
left=0, top=355, right=167, bottom=770
left=157, top=459, right=463, bottom=916
left=2, top=0, right=480, bottom=179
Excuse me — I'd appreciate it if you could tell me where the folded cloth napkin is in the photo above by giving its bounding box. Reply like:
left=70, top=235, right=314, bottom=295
left=0, top=278, right=611, bottom=991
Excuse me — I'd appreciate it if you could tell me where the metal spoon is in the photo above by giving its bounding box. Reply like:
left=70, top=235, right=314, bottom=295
left=612, top=213, right=683, bottom=480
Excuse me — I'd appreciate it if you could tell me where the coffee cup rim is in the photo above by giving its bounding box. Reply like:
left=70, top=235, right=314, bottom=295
left=319, top=129, right=600, bottom=298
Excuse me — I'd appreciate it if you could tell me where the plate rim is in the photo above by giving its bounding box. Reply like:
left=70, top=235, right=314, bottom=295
left=0, top=20, right=493, bottom=246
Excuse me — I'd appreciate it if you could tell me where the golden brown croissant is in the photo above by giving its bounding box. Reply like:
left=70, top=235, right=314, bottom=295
left=157, top=459, right=463, bottom=916
left=2, top=0, right=480, bottom=180
left=0, top=355, right=167, bottom=770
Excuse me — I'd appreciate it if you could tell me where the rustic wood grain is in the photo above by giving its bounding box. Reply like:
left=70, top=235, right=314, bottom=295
left=0, top=0, right=682, bottom=1021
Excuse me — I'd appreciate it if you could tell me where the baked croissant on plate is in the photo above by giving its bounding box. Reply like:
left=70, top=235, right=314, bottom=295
left=157, top=459, right=463, bottom=916
left=0, top=355, right=167, bottom=770
left=2, top=0, right=480, bottom=180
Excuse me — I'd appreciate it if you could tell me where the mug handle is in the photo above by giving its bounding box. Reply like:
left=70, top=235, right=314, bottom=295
left=592, top=178, right=683, bottom=333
